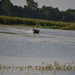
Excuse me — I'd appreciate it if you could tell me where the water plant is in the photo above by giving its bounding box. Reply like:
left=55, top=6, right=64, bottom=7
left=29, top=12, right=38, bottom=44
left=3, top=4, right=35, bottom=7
left=0, top=61, right=75, bottom=72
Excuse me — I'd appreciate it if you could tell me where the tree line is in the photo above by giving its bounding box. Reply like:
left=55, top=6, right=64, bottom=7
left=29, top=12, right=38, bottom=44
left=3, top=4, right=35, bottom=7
left=0, top=0, right=75, bottom=22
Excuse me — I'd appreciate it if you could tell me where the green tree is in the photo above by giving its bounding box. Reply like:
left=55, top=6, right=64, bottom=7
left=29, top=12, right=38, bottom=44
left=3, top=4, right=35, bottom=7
left=11, top=5, right=23, bottom=17
left=0, top=1, right=2, bottom=15
left=26, top=0, right=38, bottom=10
left=0, top=0, right=13, bottom=15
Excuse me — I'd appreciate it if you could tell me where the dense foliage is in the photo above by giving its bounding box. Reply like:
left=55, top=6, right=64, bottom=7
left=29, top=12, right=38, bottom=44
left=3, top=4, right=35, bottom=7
left=0, top=16, right=75, bottom=30
left=0, top=0, right=75, bottom=22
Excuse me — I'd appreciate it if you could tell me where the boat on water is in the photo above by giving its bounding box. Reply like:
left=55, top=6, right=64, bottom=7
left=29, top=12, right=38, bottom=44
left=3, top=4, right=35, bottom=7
left=32, top=29, right=40, bottom=33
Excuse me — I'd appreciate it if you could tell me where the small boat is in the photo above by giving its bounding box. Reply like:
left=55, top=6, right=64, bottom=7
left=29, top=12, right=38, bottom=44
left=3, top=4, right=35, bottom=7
left=32, top=29, right=40, bottom=33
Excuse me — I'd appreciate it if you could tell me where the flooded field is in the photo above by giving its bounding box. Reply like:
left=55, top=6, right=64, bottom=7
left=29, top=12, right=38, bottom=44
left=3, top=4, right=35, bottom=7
left=0, top=26, right=75, bottom=75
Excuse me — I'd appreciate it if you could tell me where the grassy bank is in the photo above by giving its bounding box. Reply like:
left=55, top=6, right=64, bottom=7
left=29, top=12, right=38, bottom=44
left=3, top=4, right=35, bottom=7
left=0, top=16, right=75, bottom=30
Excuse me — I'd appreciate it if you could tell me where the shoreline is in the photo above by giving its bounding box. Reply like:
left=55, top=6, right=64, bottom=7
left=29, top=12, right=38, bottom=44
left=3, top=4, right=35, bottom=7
left=0, top=24, right=75, bottom=31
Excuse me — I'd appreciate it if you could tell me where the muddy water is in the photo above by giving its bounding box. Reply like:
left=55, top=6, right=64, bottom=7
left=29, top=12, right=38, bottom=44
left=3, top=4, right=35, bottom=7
left=0, top=27, right=75, bottom=75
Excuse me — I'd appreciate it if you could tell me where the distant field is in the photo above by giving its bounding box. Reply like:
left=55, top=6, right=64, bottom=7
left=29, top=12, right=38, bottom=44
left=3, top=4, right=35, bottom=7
left=0, top=16, right=75, bottom=30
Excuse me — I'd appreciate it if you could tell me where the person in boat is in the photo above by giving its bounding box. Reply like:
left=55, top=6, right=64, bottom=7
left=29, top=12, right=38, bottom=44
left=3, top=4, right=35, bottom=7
left=32, top=29, right=40, bottom=33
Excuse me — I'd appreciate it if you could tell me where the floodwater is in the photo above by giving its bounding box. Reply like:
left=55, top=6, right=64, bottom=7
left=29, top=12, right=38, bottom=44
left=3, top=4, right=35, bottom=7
left=0, top=26, right=75, bottom=75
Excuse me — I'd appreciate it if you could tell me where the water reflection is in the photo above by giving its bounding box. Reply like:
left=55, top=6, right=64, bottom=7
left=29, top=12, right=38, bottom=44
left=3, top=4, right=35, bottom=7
left=0, top=70, right=75, bottom=75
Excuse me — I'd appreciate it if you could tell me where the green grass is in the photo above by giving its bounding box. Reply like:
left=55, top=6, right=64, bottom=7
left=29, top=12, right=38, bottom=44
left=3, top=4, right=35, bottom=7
left=0, top=15, right=75, bottom=30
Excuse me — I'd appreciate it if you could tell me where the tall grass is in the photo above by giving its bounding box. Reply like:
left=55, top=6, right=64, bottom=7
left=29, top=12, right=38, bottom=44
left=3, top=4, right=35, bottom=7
left=0, top=16, right=75, bottom=30
left=0, top=61, right=75, bottom=72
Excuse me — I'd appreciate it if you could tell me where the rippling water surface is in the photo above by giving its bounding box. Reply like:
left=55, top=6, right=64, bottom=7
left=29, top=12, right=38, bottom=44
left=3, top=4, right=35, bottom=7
left=0, top=27, right=75, bottom=75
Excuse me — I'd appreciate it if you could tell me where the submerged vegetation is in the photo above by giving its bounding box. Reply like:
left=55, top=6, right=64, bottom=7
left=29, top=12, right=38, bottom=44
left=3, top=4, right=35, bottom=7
left=0, top=16, right=75, bottom=30
left=0, top=61, right=75, bottom=72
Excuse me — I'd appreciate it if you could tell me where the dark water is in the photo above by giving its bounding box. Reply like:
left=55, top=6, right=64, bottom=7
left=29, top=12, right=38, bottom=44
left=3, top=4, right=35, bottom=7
left=0, top=27, right=75, bottom=75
